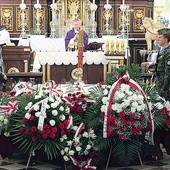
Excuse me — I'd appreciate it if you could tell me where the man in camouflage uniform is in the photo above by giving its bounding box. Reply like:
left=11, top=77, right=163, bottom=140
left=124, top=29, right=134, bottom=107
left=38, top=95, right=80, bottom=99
left=155, top=28, right=170, bottom=100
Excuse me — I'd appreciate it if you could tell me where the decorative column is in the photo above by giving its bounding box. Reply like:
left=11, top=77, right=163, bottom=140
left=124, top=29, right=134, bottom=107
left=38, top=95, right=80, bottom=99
left=103, top=3, right=112, bottom=35
left=34, top=1, right=42, bottom=35
left=50, top=1, right=58, bottom=38
left=89, top=2, right=98, bottom=38
left=19, top=0, right=27, bottom=38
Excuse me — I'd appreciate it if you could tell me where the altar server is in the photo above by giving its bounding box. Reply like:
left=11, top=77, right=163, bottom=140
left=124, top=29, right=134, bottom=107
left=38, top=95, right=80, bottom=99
left=64, top=19, right=88, bottom=51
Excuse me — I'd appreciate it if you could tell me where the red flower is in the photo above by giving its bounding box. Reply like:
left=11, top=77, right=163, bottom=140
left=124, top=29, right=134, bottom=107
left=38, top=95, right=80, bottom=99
left=19, top=126, right=24, bottom=133
left=136, top=126, right=142, bottom=132
left=44, top=124, right=50, bottom=129
left=129, top=113, right=135, bottom=119
left=25, top=129, right=30, bottom=135
left=59, top=123, right=64, bottom=129
left=49, top=132, right=56, bottom=139
left=32, top=136, right=37, bottom=142
left=61, top=130, right=66, bottom=135
left=162, top=107, right=168, bottom=115
left=29, top=115, right=35, bottom=121
left=120, top=127, right=125, bottom=132
left=166, top=117, right=170, bottom=125
left=51, top=127, right=57, bottom=133
left=71, top=106, right=76, bottom=112
left=118, top=111, right=126, bottom=118
left=22, top=118, right=27, bottom=124
left=42, top=133, right=48, bottom=139
left=77, top=107, right=83, bottom=113
left=31, top=126, right=37, bottom=132
left=82, top=99, right=86, bottom=104
left=131, top=128, right=137, bottom=134
left=100, top=112, right=105, bottom=118
left=121, top=119, right=128, bottom=125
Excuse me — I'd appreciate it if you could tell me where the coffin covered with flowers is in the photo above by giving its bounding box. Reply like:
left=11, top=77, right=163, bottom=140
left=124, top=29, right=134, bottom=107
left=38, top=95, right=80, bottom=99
left=0, top=65, right=170, bottom=169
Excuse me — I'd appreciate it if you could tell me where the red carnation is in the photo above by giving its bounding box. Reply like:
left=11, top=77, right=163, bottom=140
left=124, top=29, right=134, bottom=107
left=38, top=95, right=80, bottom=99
left=70, top=106, right=76, bottom=112
left=19, top=126, right=24, bottom=133
left=42, top=133, right=48, bottom=139
left=59, top=123, right=65, bottom=129
left=136, top=126, right=142, bottom=131
left=132, top=128, right=137, bottom=134
left=129, top=113, right=135, bottom=119
left=32, top=136, right=37, bottom=142
left=118, top=111, right=126, bottom=118
left=51, top=127, right=57, bottom=133
left=120, top=127, right=125, bottom=132
left=25, top=129, right=30, bottom=135
left=22, top=118, right=27, bottom=124
left=77, top=107, right=83, bottom=113
left=121, top=119, right=128, bottom=125
left=31, top=126, right=37, bottom=132
left=45, top=129, right=51, bottom=135
left=29, top=115, right=35, bottom=121
left=44, top=124, right=50, bottom=129
left=49, top=132, right=56, bottom=138
left=61, top=130, right=66, bottom=135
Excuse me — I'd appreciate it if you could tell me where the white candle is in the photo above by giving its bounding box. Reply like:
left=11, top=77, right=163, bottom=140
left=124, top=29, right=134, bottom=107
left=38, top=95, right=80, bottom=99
left=22, top=0, right=24, bottom=4
left=53, top=0, right=55, bottom=4
left=106, top=0, right=109, bottom=4
left=93, top=0, right=95, bottom=4
left=37, top=0, right=39, bottom=4
left=122, top=0, right=125, bottom=4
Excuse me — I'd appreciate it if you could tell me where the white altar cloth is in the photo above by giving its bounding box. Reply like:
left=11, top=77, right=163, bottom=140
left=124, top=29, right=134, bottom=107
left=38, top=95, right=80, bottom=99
left=33, top=51, right=109, bottom=72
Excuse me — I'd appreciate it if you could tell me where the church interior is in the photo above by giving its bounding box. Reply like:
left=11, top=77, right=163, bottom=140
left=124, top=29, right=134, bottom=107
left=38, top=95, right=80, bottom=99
left=0, top=0, right=170, bottom=170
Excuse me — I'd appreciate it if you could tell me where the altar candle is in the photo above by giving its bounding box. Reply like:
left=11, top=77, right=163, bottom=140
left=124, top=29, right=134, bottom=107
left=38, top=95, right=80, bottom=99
left=106, top=0, right=109, bottom=4
left=93, top=0, right=95, bottom=4
left=37, top=0, right=39, bottom=4
left=122, top=0, right=125, bottom=4
left=53, top=0, right=55, bottom=4
left=22, top=0, right=24, bottom=4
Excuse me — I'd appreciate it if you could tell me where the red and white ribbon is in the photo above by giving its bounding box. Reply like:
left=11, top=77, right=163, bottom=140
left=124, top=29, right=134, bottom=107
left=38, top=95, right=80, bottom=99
left=103, top=71, right=154, bottom=143
left=0, top=101, right=18, bottom=115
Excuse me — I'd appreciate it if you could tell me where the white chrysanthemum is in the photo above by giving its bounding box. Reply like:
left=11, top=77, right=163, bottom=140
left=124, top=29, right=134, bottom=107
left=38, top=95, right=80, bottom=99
left=155, top=102, right=164, bottom=110
left=75, top=137, right=80, bottom=143
left=72, top=126, right=78, bottom=131
left=68, top=150, right=75, bottom=156
left=120, top=84, right=130, bottom=92
left=64, top=147, right=69, bottom=153
left=102, top=97, right=108, bottom=104
left=101, top=105, right=106, bottom=112
left=3, top=118, right=8, bottom=125
left=49, top=119, right=56, bottom=126
left=25, top=102, right=33, bottom=110
left=103, top=89, right=109, bottom=95
left=34, top=95, right=42, bottom=100
left=0, top=116, right=4, bottom=121
left=76, top=146, right=82, bottom=152
left=131, top=94, right=138, bottom=100
left=131, top=107, right=136, bottom=113
left=60, top=150, right=65, bottom=155
left=63, top=155, right=69, bottom=161
left=126, top=91, right=133, bottom=96
left=65, top=107, right=70, bottom=114
left=117, top=92, right=125, bottom=99
left=52, top=110, right=58, bottom=116
left=82, top=132, right=88, bottom=138
left=67, top=140, right=72, bottom=146
left=59, top=115, right=65, bottom=121
left=46, top=104, right=50, bottom=109
left=123, top=99, right=130, bottom=107
left=59, top=106, right=64, bottom=111
left=136, top=105, right=143, bottom=112
left=34, top=105, right=40, bottom=111
left=25, top=112, right=31, bottom=119
left=62, top=134, right=67, bottom=139
left=131, top=101, right=138, bottom=109
left=137, top=94, right=144, bottom=101
left=51, top=102, right=58, bottom=108
left=49, top=97, right=55, bottom=103
left=35, top=111, right=41, bottom=117
left=165, top=101, right=170, bottom=111
left=112, top=103, right=122, bottom=112
left=121, top=102, right=128, bottom=108
left=56, top=97, right=62, bottom=103
left=86, top=144, right=91, bottom=150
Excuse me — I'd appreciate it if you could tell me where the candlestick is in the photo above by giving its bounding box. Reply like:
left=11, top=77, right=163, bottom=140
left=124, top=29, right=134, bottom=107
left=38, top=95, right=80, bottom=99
left=93, top=0, right=95, bottom=4
left=53, top=0, right=55, bottom=4
left=106, top=0, right=109, bottom=4
left=22, top=0, right=24, bottom=4
left=37, top=0, right=39, bottom=4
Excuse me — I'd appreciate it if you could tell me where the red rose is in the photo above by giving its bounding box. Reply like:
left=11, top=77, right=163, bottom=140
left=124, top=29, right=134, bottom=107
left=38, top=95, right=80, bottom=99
left=51, top=127, right=57, bottom=133
left=32, top=136, right=37, bottom=142
left=45, top=129, right=51, bottom=135
left=121, top=119, right=128, bottom=125
left=19, top=127, right=24, bottom=133
left=59, top=123, right=65, bottom=129
left=136, top=126, right=142, bottom=132
left=22, top=118, right=27, bottom=124
left=31, top=126, right=37, bottom=132
left=49, top=132, right=56, bottom=139
left=132, top=128, right=137, bottom=134
left=61, top=130, right=66, bottom=135
left=29, top=115, right=35, bottom=121
left=77, top=107, right=83, bottom=113
left=42, top=133, right=48, bottom=139
left=129, top=113, right=135, bottom=119
left=44, top=124, right=50, bottom=129
left=118, top=112, right=126, bottom=118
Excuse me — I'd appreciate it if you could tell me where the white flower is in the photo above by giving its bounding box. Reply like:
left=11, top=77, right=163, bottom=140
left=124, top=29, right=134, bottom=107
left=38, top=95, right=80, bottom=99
left=34, top=105, right=40, bottom=111
left=64, top=147, right=69, bottom=153
left=25, top=112, right=31, bottom=119
left=51, top=102, right=58, bottom=108
left=63, top=155, right=69, bottom=161
left=49, top=97, right=55, bottom=103
left=67, top=140, right=72, bottom=146
left=131, top=107, right=136, bottom=113
left=112, top=103, right=122, bottom=112
left=86, top=144, right=91, bottom=150
left=52, top=110, right=58, bottom=116
left=3, top=118, right=8, bottom=125
left=59, top=106, right=64, bottom=111
left=49, top=120, right=56, bottom=126
left=25, top=102, right=32, bottom=110
left=69, top=150, right=75, bottom=156
left=0, top=116, right=4, bottom=121
left=46, top=104, right=50, bottom=109
left=65, top=107, right=70, bottom=114
left=131, top=101, right=138, bottom=109
left=165, top=101, right=170, bottom=111
left=34, top=95, right=42, bottom=100
left=82, top=132, right=88, bottom=138
left=75, top=137, right=80, bottom=143
left=101, top=105, right=106, bottom=112
left=60, top=150, right=65, bottom=155
left=62, top=134, right=67, bottom=139
left=59, top=115, right=65, bottom=121
left=103, top=89, right=109, bottom=95
left=117, top=92, right=125, bottom=99
left=155, top=102, right=164, bottom=110
left=76, top=146, right=82, bottom=152
left=35, top=111, right=41, bottom=117
left=72, top=126, right=78, bottom=131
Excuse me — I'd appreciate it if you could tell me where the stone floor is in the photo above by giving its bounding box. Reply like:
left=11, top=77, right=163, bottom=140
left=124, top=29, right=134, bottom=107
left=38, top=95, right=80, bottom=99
left=1, top=150, right=170, bottom=170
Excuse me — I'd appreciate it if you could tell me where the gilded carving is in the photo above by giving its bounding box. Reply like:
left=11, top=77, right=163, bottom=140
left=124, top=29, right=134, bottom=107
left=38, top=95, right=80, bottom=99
left=133, top=8, right=145, bottom=32
left=16, top=7, right=29, bottom=31
left=33, top=7, right=45, bottom=33
left=1, top=7, right=13, bottom=31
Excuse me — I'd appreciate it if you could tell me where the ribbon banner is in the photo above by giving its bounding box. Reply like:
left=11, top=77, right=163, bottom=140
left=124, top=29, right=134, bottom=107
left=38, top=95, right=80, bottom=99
left=103, top=71, right=154, bottom=143
left=0, top=101, right=18, bottom=115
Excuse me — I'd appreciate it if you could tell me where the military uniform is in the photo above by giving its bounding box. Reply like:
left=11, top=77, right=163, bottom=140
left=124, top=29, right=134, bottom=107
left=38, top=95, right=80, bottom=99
left=155, top=46, right=170, bottom=100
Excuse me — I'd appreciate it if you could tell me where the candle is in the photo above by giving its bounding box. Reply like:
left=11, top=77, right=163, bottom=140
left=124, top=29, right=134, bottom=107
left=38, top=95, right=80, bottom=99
left=106, top=0, right=109, bottom=4
left=122, top=0, right=125, bottom=4
left=22, top=0, right=24, bottom=4
left=53, top=0, right=55, bottom=4
left=93, top=0, right=95, bottom=4
left=37, top=0, right=39, bottom=4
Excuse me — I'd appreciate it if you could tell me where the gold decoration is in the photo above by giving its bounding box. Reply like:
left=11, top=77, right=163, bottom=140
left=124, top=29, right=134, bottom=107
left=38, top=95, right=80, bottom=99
left=67, top=0, right=81, bottom=19
left=71, top=68, right=83, bottom=80
left=7, top=67, right=19, bottom=73
left=1, top=7, right=13, bottom=31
